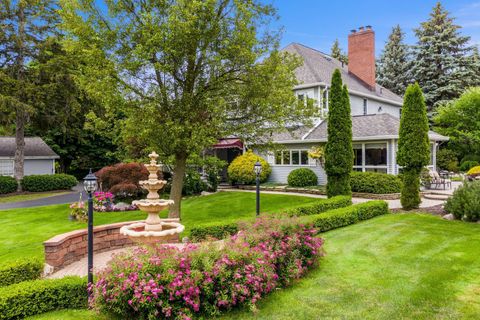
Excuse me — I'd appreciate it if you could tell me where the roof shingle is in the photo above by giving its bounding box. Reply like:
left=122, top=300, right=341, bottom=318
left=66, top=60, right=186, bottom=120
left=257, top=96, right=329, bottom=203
left=0, top=137, right=59, bottom=158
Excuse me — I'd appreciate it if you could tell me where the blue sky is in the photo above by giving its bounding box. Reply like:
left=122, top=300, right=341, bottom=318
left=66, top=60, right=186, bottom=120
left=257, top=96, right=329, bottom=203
left=270, top=0, right=480, bottom=56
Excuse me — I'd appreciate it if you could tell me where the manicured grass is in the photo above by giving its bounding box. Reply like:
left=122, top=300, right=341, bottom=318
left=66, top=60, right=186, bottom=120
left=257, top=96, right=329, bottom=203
left=29, top=213, right=480, bottom=319
left=0, top=191, right=315, bottom=262
left=26, top=309, right=109, bottom=320
left=0, top=191, right=71, bottom=204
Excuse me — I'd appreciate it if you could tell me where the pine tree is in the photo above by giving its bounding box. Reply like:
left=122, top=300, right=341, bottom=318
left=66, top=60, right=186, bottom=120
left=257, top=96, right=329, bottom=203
left=330, top=39, right=348, bottom=65
left=413, top=2, right=477, bottom=111
left=325, top=69, right=353, bottom=197
left=377, top=25, right=411, bottom=96
left=397, top=83, right=430, bottom=210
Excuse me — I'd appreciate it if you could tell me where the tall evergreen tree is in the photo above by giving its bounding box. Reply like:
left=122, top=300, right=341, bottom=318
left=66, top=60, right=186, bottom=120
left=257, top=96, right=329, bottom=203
left=325, top=69, right=353, bottom=197
left=397, top=83, right=430, bottom=210
left=330, top=39, right=348, bottom=65
left=377, top=25, right=411, bottom=96
left=0, top=0, right=58, bottom=189
left=413, top=2, right=477, bottom=111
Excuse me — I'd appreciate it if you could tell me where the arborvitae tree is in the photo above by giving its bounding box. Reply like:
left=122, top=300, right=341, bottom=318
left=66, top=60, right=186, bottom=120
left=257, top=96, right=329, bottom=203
left=377, top=25, right=411, bottom=96
left=413, top=2, right=477, bottom=111
left=397, top=83, right=430, bottom=210
left=330, top=39, right=348, bottom=65
left=325, top=69, right=353, bottom=197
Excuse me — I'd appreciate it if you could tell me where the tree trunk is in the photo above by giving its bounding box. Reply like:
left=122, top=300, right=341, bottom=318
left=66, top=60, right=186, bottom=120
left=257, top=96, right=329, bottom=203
left=169, top=152, right=187, bottom=219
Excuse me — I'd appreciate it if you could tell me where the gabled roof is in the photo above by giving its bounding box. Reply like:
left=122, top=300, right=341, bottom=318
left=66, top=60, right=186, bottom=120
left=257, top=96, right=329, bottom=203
left=0, top=137, right=59, bottom=159
left=271, top=114, right=449, bottom=143
left=282, top=43, right=403, bottom=104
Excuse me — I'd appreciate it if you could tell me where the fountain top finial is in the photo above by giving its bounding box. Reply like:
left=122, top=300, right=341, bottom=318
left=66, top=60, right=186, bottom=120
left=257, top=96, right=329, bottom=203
left=149, top=151, right=159, bottom=165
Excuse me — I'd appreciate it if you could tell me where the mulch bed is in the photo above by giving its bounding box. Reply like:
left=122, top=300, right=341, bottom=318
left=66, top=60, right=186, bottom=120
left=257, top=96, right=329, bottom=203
left=391, top=204, right=446, bottom=216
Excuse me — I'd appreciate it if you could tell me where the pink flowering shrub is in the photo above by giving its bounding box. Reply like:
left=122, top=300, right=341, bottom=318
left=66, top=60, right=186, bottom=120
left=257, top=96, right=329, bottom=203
left=93, top=191, right=115, bottom=208
left=92, top=216, right=324, bottom=319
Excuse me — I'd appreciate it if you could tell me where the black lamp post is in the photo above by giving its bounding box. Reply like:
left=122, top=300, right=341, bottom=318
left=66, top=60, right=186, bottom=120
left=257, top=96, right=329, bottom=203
left=83, top=169, right=97, bottom=295
left=254, top=161, right=262, bottom=216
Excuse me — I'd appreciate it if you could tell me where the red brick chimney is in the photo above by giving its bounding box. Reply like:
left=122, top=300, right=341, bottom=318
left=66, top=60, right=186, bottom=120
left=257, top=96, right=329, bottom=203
left=348, top=26, right=376, bottom=90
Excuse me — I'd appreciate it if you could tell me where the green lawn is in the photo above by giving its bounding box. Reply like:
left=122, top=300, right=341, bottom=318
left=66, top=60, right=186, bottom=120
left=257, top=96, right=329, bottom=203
left=29, top=213, right=480, bottom=319
left=0, top=191, right=315, bottom=262
left=0, top=191, right=71, bottom=204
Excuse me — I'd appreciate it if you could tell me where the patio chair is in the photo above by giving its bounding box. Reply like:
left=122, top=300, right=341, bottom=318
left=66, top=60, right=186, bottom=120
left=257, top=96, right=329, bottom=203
left=427, top=169, right=452, bottom=190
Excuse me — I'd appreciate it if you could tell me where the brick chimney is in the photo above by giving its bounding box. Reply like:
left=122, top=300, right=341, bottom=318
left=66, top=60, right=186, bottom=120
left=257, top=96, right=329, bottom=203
left=348, top=26, right=375, bottom=90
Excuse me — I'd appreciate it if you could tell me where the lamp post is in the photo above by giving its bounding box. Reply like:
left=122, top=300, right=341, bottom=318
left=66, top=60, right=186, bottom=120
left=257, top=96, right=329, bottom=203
left=254, top=161, right=262, bottom=216
left=83, top=169, right=98, bottom=295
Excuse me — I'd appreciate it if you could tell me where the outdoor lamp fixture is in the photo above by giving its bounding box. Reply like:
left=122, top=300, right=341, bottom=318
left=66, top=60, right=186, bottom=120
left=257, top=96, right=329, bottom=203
left=254, top=161, right=262, bottom=216
left=83, top=169, right=98, bottom=296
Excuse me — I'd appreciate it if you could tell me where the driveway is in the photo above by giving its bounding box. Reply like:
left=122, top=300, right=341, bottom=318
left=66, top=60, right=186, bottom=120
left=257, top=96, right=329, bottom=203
left=0, top=184, right=86, bottom=210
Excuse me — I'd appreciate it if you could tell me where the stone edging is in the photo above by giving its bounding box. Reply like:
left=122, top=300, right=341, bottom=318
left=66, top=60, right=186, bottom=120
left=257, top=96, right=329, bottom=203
left=43, top=220, right=180, bottom=273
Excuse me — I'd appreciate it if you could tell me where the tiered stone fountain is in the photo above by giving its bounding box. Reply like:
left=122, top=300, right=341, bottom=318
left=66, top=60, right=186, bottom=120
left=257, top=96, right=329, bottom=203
left=120, top=151, right=185, bottom=244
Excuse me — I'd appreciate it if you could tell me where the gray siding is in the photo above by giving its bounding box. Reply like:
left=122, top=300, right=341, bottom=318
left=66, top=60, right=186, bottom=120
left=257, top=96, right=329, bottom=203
left=269, top=165, right=326, bottom=185
left=24, top=159, right=55, bottom=175
left=349, top=95, right=400, bottom=118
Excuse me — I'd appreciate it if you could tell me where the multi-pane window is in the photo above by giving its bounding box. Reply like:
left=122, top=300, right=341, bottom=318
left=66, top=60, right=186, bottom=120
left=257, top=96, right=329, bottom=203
left=353, top=143, right=388, bottom=173
left=275, top=150, right=309, bottom=165
left=0, top=160, right=14, bottom=176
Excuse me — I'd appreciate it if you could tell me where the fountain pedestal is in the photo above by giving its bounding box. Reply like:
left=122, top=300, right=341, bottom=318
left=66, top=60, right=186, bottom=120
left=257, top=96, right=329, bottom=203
left=119, top=152, right=185, bottom=245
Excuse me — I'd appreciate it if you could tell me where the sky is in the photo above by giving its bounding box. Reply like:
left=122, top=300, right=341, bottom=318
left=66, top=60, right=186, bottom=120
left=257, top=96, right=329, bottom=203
left=270, top=0, right=480, bottom=56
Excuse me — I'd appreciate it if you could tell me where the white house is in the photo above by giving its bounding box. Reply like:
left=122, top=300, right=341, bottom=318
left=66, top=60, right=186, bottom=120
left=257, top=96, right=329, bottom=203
left=259, top=26, right=448, bottom=185
left=0, top=137, right=59, bottom=176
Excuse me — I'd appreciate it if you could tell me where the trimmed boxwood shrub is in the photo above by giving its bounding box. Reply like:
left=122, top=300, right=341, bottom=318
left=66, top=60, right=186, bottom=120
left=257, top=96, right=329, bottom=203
left=444, top=181, right=480, bottom=221
left=21, top=174, right=77, bottom=192
left=227, top=150, right=271, bottom=185
left=190, top=222, right=239, bottom=242
left=283, top=196, right=351, bottom=217
left=0, top=176, right=17, bottom=194
left=350, top=171, right=402, bottom=194
left=287, top=168, right=318, bottom=187
left=0, top=259, right=43, bottom=288
left=0, top=276, right=87, bottom=320
left=299, top=200, right=389, bottom=233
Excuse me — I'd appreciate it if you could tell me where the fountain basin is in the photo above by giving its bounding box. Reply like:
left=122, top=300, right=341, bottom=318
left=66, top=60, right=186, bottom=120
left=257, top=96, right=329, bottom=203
left=120, top=220, right=185, bottom=245
left=132, top=199, right=174, bottom=213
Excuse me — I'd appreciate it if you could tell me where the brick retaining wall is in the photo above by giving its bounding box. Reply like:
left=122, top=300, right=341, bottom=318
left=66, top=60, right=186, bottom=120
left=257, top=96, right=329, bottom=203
left=44, top=220, right=179, bottom=271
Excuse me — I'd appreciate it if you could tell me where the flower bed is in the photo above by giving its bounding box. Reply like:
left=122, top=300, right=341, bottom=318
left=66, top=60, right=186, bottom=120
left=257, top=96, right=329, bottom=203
left=92, top=216, right=323, bottom=319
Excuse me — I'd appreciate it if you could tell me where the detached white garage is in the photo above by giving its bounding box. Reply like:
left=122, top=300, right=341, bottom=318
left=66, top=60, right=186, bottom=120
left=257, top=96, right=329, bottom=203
left=0, top=137, right=59, bottom=176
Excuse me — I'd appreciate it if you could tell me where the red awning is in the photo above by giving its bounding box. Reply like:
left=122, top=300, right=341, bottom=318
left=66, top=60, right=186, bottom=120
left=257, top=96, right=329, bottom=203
left=213, top=138, right=243, bottom=150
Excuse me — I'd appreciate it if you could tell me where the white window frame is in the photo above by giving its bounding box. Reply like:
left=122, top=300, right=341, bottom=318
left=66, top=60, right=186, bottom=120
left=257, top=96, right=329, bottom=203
left=353, top=142, right=388, bottom=172
left=0, top=160, right=14, bottom=176
left=274, top=150, right=310, bottom=166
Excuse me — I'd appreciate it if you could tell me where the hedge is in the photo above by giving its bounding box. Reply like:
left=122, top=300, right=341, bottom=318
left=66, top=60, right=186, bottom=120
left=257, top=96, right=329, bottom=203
left=350, top=171, right=402, bottom=194
left=0, top=176, right=17, bottom=194
left=0, top=277, right=87, bottom=320
left=283, top=196, right=351, bottom=217
left=287, top=168, right=318, bottom=187
left=299, top=200, right=389, bottom=233
left=0, top=259, right=43, bottom=288
left=190, top=222, right=239, bottom=242
left=21, top=174, right=77, bottom=192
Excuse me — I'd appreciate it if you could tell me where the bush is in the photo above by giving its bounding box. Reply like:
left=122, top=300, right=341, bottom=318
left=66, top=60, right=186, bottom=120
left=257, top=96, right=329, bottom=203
left=459, top=160, right=479, bottom=172
left=287, top=168, right=318, bottom=187
left=227, top=150, right=271, bottom=185
left=350, top=171, right=402, bottom=194
left=190, top=222, right=239, bottom=242
left=299, top=200, right=389, bottom=233
left=182, top=170, right=207, bottom=196
left=0, top=259, right=43, bottom=288
left=445, top=181, right=480, bottom=221
left=436, top=148, right=459, bottom=171
left=92, top=217, right=323, bottom=319
left=0, top=277, right=87, bottom=320
left=461, top=154, right=480, bottom=165
left=467, top=166, right=480, bottom=179
left=0, top=176, right=17, bottom=194
left=96, top=163, right=148, bottom=199
left=21, top=174, right=77, bottom=192
left=283, top=196, right=351, bottom=217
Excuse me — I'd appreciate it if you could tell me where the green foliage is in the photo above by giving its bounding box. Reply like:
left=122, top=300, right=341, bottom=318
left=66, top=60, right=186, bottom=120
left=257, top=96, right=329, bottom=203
left=0, top=277, right=87, bottom=320
left=190, top=222, right=239, bottom=242
left=287, top=168, right=318, bottom=187
left=187, top=155, right=227, bottom=192
left=445, top=181, right=480, bottom=221
left=350, top=171, right=402, bottom=194
left=227, top=151, right=271, bottom=185
left=377, top=25, right=411, bottom=96
left=401, top=169, right=421, bottom=210
left=325, top=70, right=353, bottom=197
left=299, top=201, right=389, bottom=233
left=459, top=161, right=479, bottom=172
left=21, top=174, right=77, bottom=192
left=330, top=39, right=348, bottom=64
left=434, top=88, right=480, bottom=160
left=397, top=83, right=429, bottom=210
left=0, top=176, right=17, bottom=194
left=436, top=148, right=459, bottom=171
left=461, top=154, right=480, bottom=164
left=283, top=196, right=352, bottom=217
left=0, top=259, right=43, bottom=288
left=182, top=170, right=207, bottom=196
